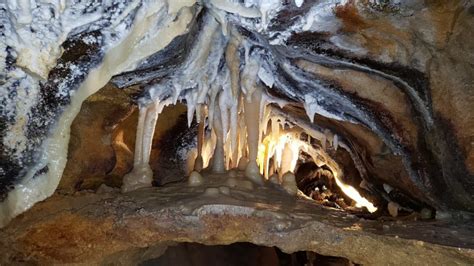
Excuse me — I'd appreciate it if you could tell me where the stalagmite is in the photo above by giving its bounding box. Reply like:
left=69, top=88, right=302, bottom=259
left=269, top=173, right=280, bottom=185
left=122, top=98, right=171, bottom=192
left=188, top=171, right=204, bottom=187
left=420, top=208, right=433, bottom=220
left=204, top=187, right=220, bottom=196
left=186, top=149, right=198, bottom=175
left=240, top=52, right=265, bottom=184
left=388, top=201, right=400, bottom=217
left=282, top=172, right=298, bottom=196
left=238, top=156, right=248, bottom=171
left=122, top=105, right=153, bottom=192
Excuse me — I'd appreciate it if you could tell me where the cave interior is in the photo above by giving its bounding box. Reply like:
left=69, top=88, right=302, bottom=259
left=0, top=0, right=473, bottom=265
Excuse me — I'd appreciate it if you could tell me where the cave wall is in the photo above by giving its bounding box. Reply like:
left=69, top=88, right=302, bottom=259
left=58, top=85, right=190, bottom=192
left=276, top=0, right=474, bottom=211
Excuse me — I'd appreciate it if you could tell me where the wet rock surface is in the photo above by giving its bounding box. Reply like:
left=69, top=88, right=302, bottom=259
left=1, top=172, right=473, bottom=265
left=58, top=84, right=138, bottom=192
left=1, top=0, right=473, bottom=251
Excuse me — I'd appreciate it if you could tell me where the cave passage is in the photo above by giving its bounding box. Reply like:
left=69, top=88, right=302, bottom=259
left=72, top=95, right=380, bottom=218
left=114, top=97, right=380, bottom=215
left=141, top=242, right=356, bottom=266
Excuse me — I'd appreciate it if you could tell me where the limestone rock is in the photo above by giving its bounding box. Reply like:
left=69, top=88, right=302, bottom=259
left=188, top=171, right=204, bottom=187
left=388, top=201, right=400, bottom=218
left=0, top=185, right=472, bottom=265
left=282, top=172, right=298, bottom=196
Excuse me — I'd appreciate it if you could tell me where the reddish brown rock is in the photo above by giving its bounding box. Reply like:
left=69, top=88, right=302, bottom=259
left=1, top=174, right=473, bottom=265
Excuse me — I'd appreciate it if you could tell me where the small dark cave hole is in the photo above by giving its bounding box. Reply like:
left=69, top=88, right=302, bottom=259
left=295, top=161, right=353, bottom=210
left=140, top=242, right=357, bottom=266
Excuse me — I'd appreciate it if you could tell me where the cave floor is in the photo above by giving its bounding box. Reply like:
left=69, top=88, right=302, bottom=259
left=1, top=171, right=473, bottom=265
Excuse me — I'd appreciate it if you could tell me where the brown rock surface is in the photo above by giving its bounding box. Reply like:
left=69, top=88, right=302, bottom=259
left=58, top=85, right=189, bottom=192
left=285, top=0, right=474, bottom=211
left=1, top=172, right=473, bottom=265
left=58, top=84, right=137, bottom=192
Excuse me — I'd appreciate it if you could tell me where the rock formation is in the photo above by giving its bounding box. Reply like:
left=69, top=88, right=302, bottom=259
left=1, top=0, right=473, bottom=263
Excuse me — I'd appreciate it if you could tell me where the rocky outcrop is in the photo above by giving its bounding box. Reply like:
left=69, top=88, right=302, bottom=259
left=1, top=173, right=473, bottom=264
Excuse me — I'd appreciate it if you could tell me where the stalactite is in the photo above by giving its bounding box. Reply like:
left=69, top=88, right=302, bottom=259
left=208, top=82, right=221, bottom=131
left=142, top=103, right=160, bottom=164
left=186, top=92, right=197, bottom=128
left=122, top=104, right=154, bottom=193
left=239, top=49, right=266, bottom=184
left=202, top=124, right=217, bottom=169
left=218, top=92, right=230, bottom=145
left=324, top=129, right=334, bottom=149
left=258, top=96, right=271, bottom=158
left=225, top=34, right=241, bottom=98
left=280, top=142, right=295, bottom=177
left=243, top=86, right=264, bottom=184
left=262, top=137, right=275, bottom=179
left=133, top=106, right=147, bottom=166
left=194, top=104, right=205, bottom=172
left=211, top=99, right=226, bottom=173
left=188, top=171, right=204, bottom=187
